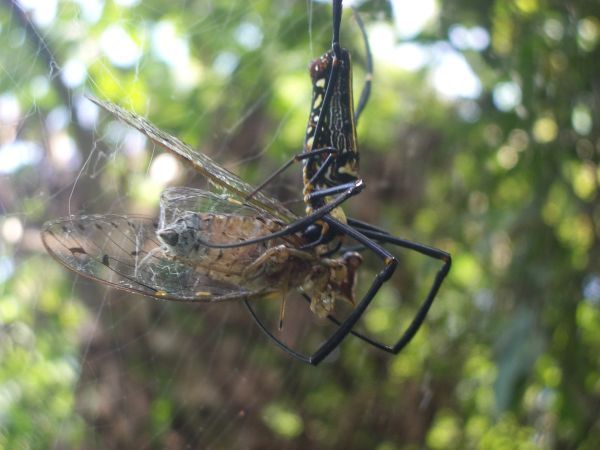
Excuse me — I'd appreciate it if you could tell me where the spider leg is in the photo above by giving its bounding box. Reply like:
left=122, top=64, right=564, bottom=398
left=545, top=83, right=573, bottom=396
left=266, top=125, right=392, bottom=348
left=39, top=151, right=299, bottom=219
left=337, top=217, right=409, bottom=254
left=325, top=225, right=451, bottom=354
left=245, top=216, right=451, bottom=363
left=330, top=218, right=393, bottom=255
left=347, top=217, right=392, bottom=235
left=282, top=183, right=371, bottom=252
left=307, top=154, right=335, bottom=186
left=245, top=147, right=338, bottom=201
left=306, top=181, right=364, bottom=202
left=195, top=180, right=365, bottom=249
left=266, top=182, right=370, bottom=251
left=244, top=215, right=398, bottom=365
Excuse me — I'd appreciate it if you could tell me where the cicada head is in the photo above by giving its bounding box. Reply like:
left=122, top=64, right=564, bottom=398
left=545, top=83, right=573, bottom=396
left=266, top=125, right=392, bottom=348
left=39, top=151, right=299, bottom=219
left=157, top=213, right=203, bottom=258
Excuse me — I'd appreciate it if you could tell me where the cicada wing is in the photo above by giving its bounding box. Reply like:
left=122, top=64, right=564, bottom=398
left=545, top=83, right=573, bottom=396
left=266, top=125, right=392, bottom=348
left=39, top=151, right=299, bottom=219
left=87, top=95, right=298, bottom=224
left=159, top=187, right=273, bottom=225
left=41, top=215, right=269, bottom=302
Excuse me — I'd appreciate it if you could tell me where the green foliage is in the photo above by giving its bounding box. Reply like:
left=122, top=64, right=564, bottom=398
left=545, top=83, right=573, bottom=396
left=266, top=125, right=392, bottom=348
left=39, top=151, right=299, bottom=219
left=0, top=257, right=86, bottom=448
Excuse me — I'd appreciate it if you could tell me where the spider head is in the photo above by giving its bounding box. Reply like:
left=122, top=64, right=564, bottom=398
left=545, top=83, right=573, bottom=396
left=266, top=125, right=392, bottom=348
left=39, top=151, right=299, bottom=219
left=304, top=251, right=363, bottom=318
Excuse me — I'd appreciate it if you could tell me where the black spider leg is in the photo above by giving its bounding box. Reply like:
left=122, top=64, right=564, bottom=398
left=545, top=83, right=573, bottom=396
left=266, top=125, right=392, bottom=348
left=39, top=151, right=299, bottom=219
left=194, top=179, right=365, bottom=249
left=324, top=218, right=393, bottom=254
left=245, top=0, right=372, bottom=200
left=327, top=218, right=392, bottom=253
left=325, top=223, right=451, bottom=354
left=245, top=147, right=337, bottom=200
left=323, top=217, right=392, bottom=253
left=295, top=180, right=365, bottom=250
left=347, top=217, right=390, bottom=235
left=244, top=215, right=401, bottom=365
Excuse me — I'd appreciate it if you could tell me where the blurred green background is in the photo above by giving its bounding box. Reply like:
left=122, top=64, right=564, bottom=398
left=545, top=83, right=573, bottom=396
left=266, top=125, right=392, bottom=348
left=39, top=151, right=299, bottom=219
left=0, top=0, right=599, bottom=448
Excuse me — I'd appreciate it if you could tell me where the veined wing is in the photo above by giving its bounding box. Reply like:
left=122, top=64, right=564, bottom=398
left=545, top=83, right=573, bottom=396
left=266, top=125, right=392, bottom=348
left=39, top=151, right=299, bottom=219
left=160, top=186, right=281, bottom=226
left=41, top=214, right=276, bottom=302
left=87, top=95, right=298, bottom=224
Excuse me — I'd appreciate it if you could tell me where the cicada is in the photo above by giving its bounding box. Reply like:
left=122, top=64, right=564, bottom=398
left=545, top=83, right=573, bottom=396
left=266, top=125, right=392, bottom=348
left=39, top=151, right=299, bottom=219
left=42, top=188, right=361, bottom=326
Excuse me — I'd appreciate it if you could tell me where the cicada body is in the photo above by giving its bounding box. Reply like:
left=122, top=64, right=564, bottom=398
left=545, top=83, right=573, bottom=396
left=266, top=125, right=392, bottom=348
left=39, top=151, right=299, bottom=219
left=42, top=188, right=361, bottom=318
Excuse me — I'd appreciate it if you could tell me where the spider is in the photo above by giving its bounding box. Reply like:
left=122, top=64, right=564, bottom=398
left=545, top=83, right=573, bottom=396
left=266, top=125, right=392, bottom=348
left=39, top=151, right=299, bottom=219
left=187, top=0, right=452, bottom=364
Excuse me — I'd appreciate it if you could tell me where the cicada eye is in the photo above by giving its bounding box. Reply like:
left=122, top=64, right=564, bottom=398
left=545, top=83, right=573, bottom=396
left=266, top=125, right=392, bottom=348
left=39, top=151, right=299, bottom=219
left=158, top=229, right=179, bottom=246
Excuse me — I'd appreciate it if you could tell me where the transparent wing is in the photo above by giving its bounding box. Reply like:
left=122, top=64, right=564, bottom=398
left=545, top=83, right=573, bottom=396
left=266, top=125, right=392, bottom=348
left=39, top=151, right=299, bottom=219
left=87, top=95, right=298, bottom=224
left=41, top=214, right=274, bottom=302
left=159, top=187, right=275, bottom=226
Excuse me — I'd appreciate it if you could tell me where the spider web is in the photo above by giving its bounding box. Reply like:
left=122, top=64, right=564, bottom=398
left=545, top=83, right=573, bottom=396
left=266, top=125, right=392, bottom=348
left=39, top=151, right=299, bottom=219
left=0, top=1, right=458, bottom=448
